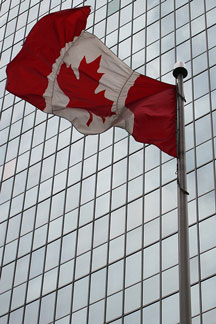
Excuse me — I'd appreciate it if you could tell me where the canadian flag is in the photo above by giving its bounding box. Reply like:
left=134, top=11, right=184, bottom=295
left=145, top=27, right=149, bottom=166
left=6, top=6, right=177, bottom=157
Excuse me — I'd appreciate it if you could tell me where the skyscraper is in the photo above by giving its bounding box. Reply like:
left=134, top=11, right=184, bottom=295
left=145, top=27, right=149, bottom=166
left=0, top=0, right=216, bottom=323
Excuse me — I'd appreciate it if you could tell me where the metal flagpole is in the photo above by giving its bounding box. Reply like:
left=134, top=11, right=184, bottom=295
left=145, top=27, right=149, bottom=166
left=173, top=62, right=192, bottom=324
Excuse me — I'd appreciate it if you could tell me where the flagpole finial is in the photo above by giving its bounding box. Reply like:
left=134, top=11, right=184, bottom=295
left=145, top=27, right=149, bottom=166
left=173, top=61, right=188, bottom=79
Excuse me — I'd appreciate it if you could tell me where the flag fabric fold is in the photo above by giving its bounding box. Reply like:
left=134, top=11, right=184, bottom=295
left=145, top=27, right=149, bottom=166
left=6, top=6, right=91, bottom=110
left=6, top=6, right=177, bottom=157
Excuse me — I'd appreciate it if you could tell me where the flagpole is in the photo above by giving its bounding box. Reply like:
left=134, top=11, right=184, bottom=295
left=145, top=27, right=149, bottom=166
left=173, top=62, right=192, bottom=324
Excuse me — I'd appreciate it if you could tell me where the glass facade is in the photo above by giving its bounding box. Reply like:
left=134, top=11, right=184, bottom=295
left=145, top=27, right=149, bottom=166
left=0, top=0, right=216, bottom=323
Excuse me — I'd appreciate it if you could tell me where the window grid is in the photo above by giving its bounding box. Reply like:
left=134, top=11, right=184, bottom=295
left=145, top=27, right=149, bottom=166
left=0, top=0, right=216, bottom=324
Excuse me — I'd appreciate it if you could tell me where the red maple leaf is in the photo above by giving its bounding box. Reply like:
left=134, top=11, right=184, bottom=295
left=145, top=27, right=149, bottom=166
left=57, top=55, right=115, bottom=126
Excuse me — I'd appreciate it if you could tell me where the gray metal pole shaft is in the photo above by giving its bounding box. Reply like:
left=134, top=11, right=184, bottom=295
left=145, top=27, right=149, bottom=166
left=174, top=63, right=192, bottom=324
